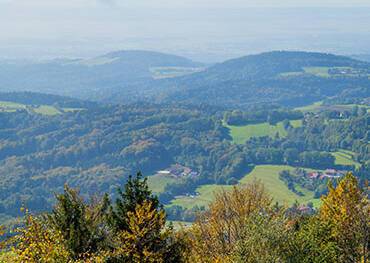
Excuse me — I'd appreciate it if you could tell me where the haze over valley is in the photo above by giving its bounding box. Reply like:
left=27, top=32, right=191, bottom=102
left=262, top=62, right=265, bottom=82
left=0, top=1, right=369, bottom=261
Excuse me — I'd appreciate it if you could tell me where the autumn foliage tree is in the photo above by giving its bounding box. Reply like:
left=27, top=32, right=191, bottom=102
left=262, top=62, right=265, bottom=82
left=11, top=211, right=70, bottom=262
left=188, top=181, right=274, bottom=262
left=320, top=172, right=369, bottom=262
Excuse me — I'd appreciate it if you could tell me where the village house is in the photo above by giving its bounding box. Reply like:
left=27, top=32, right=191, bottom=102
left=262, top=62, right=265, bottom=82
left=307, top=169, right=345, bottom=180
left=157, top=164, right=198, bottom=178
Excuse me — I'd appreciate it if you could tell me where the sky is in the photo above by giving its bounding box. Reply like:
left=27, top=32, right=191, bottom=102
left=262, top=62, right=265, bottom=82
left=1, top=0, right=370, bottom=62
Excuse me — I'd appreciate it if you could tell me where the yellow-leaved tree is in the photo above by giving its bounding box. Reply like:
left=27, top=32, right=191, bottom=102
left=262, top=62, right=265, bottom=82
left=320, top=172, right=369, bottom=262
left=107, top=200, right=187, bottom=262
left=188, top=181, right=274, bottom=262
left=11, top=212, right=70, bottom=263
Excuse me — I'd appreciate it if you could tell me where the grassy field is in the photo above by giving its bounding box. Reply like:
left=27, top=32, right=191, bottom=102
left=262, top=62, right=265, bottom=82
left=0, top=100, right=79, bottom=116
left=282, top=66, right=370, bottom=79
left=169, top=184, right=232, bottom=209
left=295, top=101, right=370, bottom=114
left=239, top=165, right=320, bottom=206
left=33, top=105, right=61, bottom=116
left=150, top=67, right=205, bottom=79
left=295, top=101, right=323, bottom=112
left=280, top=67, right=333, bottom=78
left=0, top=101, right=27, bottom=112
left=303, top=67, right=331, bottom=77
left=169, top=165, right=320, bottom=210
left=332, top=150, right=361, bottom=168
left=225, top=120, right=302, bottom=144
left=147, top=174, right=179, bottom=194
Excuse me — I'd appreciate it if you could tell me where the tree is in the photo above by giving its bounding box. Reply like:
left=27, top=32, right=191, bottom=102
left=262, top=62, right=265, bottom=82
left=106, top=201, right=186, bottom=263
left=320, top=173, right=370, bottom=262
left=11, top=211, right=70, bottom=262
left=290, top=216, right=340, bottom=263
left=47, top=185, right=109, bottom=260
left=106, top=172, right=186, bottom=263
left=233, top=210, right=293, bottom=263
left=188, top=181, right=272, bottom=262
left=107, top=172, right=161, bottom=232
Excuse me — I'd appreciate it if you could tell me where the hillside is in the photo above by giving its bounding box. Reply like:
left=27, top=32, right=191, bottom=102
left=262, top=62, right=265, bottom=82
left=0, top=92, right=368, bottom=224
left=0, top=50, right=204, bottom=100
left=1, top=51, right=369, bottom=108
left=149, top=51, right=370, bottom=108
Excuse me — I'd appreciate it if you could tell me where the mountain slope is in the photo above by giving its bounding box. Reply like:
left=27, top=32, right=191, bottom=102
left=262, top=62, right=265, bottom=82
left=150, top=51, right=370, bottom=108
left=0, top=50, right=203, bottom=99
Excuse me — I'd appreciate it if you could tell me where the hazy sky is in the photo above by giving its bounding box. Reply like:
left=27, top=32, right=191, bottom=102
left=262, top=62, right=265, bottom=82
left=1, top=0, right=370, bottom=61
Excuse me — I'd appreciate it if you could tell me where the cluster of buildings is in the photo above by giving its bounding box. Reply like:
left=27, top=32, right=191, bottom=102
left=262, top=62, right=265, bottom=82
left=307, top=169, right=346, bottom=180
left=157, top=164, right=199, bottom=178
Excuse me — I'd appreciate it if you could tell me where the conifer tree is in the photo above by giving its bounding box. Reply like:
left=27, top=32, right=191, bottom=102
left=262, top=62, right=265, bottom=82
left=47, top=185, right=108, bottom=259
left=107, top=172, right=161, bottom=232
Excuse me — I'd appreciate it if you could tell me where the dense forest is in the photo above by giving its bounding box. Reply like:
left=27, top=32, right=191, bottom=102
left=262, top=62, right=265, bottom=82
left=0, top=91, right=368, bottom=222
left=0, top=101, right=235, bottom=219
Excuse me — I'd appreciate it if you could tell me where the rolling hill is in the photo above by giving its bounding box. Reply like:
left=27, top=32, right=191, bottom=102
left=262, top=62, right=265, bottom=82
left=148, top=51, right=370, bottom=108
left=1, top=51, right=369, bottom=108
left=0, top=50, right=204, bottom=100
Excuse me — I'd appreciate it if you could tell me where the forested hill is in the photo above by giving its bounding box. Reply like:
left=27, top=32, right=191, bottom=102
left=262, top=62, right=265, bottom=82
left=0, top=92, right=368, bottom=223
left=0, top=91, right=97, bottom=109
left=142, top=51, right=370, bottom=108
left=0, top=50, right=203, bottom=100
left=1, top=51, right=369, bottom=108
left=182, top=51, right=369, bottom=81
left=0, top=101, right=240, bottom=221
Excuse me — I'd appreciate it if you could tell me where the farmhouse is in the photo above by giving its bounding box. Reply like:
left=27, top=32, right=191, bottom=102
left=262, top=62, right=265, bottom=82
left=156, top=164, right=199, bottom=178
left=307, top=169, right=345, bottom=180
left=307, top=172, right=319, bottom=179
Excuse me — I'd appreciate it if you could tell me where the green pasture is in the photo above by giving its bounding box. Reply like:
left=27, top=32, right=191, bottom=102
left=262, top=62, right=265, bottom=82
left=147, top=174, right=179, bottom=194
left=169, top=165, right=320, bottom=210
left=225, top=120, right=302, bottom=144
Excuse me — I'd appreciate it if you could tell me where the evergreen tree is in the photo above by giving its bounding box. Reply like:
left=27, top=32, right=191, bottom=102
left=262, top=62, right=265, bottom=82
left=47, top=185, right=108, bottom=259
left=107, top=172, right=161, bottom=232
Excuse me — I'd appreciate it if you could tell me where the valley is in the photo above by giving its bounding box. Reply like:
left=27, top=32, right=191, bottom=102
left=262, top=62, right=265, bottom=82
left=0, top=51, right=368, bottom=232
left=1, top=2, right=370, bottom=261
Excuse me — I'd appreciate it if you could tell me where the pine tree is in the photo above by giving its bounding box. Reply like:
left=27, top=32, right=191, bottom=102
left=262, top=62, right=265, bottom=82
left=107, top=172, right=161, bottom=232
left=106, top=172, right=186, bottom=262
left=47, top=185, right=108, bottom=259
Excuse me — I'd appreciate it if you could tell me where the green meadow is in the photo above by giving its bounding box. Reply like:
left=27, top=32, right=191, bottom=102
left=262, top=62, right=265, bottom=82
left=33, top=105, right=61, bottom=116
left=168, top=165, right=320, bottom=210
left=295, top=101, right=369, bottom=113
left=147, top=174, right=179, bottom=194
left=225, top=120, right=302, bottom=144
left=303, top=67, right=331, bottom=77
left=0, top=100, right=86, bottom=116
left=0, top=101, right=27, bottom=112
left=331, top=150, right=361, bottom=168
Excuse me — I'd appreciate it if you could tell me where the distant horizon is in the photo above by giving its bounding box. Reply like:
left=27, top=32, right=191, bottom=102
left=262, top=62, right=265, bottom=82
left=1, top=3, right=370, bottom=62
left=0, top=48, right=368, bottom=65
